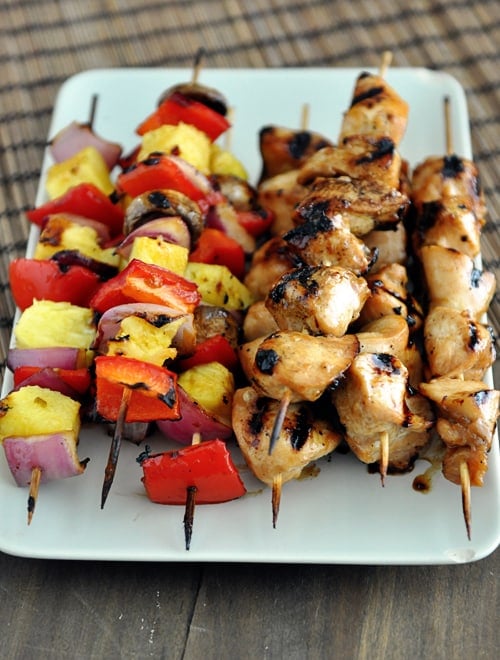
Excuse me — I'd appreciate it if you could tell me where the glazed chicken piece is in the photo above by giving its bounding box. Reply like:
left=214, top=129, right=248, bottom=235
left=420, top=245, right=496, bottom=320
left=418, top=377, right=499, bottom=451
left=357, top=263, right=424, bottom=332
left=232, top=386, right=342, bottom=487
left=265, top=265, right=370, bottom=337
left=239, top=331, right=359, bottom=402
left=442, top=445, right=490, bottom=488
left=243, top=300, right=279, bottom=342
left=258, top=125, right=332, bottom=182
left=411, top=196, right=482, bottom=259
left=257, top=170, right=309, bottom=236
left=410, top=154, right=486, bottom=221
left=338, top=71, right=410, bottom=146
left=423, top=306, right=496, bottom=380
left=283, top=208, right=376, bottom=276
left=297, top=135, right=402, bottom=190
left=293, top=176, right=409, bottom=236
left=363, top=222, right=407, bottom=273
left=332, top=352, right=434, bottom=471
left=244, top=236, right=302, bottom=301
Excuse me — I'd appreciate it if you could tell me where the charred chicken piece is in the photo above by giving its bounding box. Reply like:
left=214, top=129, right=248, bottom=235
left=420, top=245, right=496, bottom=320
left=418, top=377, right=499, bottom=451
left=244, top=236, right=303, bottom=301
left=357, top=263, right=424, bottom=332
left=243, top=301, right=279, bottom=342
left=232, top=386, right=342, bottom=487
left=442, top=445, right=489, bottom=488
left=363, top=222, right=407, bottom=273
left=283, top=209, right=376, bottom=276
left=257, top=170, right=309, bottom=236
left=258, top=125, right=332, bottom=182
left=293, top=176, right=409, bottom=236
left=266, top=265, right=370, bottom=337
left=297, top=135, right=402, bottom=190
left=239, top=331, right=359, bottom=402
left=410, top=154, right=486, bottom=221
left=333, top=353, right=434, bottom=471
left=424, top=306, right=496, bottom=380
left=339, top=72, right=410, bottom=146
left=411, top=195, right=482, bottom=258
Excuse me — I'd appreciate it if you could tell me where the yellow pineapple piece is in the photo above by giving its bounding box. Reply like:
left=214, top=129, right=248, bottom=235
left=185, top=262, right=254, bottom=310
left=210, top=144, right=248, bottom=180
left=127, top=236, right=189, bottom=275
left=15, top=300, right=96, bottom=350
left=34, top=215, right=120, bottom=267
left=137, top=122, right=211, bottom=174
left=178, top=362, right=235, bottom=426
left=45, top=146, right=115, bottom=198
left=0, top=386, right=81, bottom=442
left=105, top=315, right=186, bottom=365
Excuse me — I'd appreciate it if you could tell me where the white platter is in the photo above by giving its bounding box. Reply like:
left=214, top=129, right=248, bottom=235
left=1, top=67, right=499, bottom=564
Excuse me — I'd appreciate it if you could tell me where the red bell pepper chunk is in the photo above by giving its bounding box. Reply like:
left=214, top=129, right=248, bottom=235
left=26, top=183, right=125, bottom=237
left=13, top=366, right=91, bottom=395
left=117, top=154, right=206, bottom=202
left=138, top=439, right=246, bottom=504
left=189, top=228, right=246, bottom=280
left=9, top=258, right=102, bottom=311
left=178, top=336, right=239, bottom=372
left=90, top=258, right=201, bottom=315
left=136, top=92, right=230, bottom=141
left=95, top=356, right=180, bottom=423
left=236, top=208, right=274, bottom=238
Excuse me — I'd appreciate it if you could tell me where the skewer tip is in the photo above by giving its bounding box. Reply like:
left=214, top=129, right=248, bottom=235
left=27, top=466, right=42, bottom=525
left=460, top=460, right=472, bottom=541
left=272, top=473, right=283, bottom=529
left=379, top=431, right=389, bottom=487
left=184, top=485, right=197, bottom=550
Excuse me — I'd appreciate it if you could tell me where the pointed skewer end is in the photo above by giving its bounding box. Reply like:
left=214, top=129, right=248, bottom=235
left=460, top=461, right=472, bottom=541
left=184, top=486, right=197, bottom=551
left=27, top=466, right=42, bottom=525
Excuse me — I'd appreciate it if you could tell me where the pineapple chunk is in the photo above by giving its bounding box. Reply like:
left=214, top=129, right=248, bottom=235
left=105, top=315, right=185, bottom=365
left=45, top=146, right=115, bottom=198
left=34, top=216, right=120, bottom=267
left=0, top=386, right=81, bottom=442
left=15, top=300, right=96, bottom=350
left=127, top=236, right=189, bottom=275
left=137, top=122, right=211, bottom=174
left=210, top=144, right=248, bottom=180
left=185, top=263, right=254, bottom=310
left=178, top=362, right=234, bottom=426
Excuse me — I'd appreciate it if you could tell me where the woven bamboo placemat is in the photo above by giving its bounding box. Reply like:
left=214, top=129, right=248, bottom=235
left=0, top=0, right=498, bottom=382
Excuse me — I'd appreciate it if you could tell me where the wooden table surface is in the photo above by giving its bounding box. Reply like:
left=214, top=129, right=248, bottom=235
left=0, top=2, right=498, bottom=658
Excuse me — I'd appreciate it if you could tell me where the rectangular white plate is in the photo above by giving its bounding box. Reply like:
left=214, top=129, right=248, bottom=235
left=1, top=68, right=499, bottom=564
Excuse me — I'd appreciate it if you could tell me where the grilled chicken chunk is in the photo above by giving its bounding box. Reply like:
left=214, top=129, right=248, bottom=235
left=356, top=315, right=410, bottom=359
left=333, top=353, right=434, bottom=470
left=294, top=176, right=409, bottom=236
left=411, top=196, right=482, bottom=258
left=363, top=222, right=407, bottom=272
left=297, top=135, right=402, bottom=189
left=357, top=263, right=424, bottom=331
left=243, top=301, right=279, bottom=342
left=239, top=331, right=359, bottom=402
left=244, top=236, right=302, bottom=301
left=424, top=306, right=496, bottom=380
left=339, top=72, right=410, bottom=146
left=410, top=154, right=486, bottom=221
left=258, top=125, right=332, bottom=182
left=283, top=209, right=376, bottom=275
left=266, top=265, right=370, bottom=337
left=418, top=377, right=499, bottom=450
left=442, top=445, right=489, bottom=487
left=257, top=170, right=309, bottom=236
left=420, top=245, right=496, bottom=320
left=232, top=387, right=341, bottom=487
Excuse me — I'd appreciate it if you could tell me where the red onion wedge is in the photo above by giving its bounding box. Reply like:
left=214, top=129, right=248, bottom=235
left=12, top=367, right=81, bottom=400
left=49, top=121, right=122, bottom=171
left=115, top=217, right=191, bottom=258
left=156, top=386, right=233, bottom=445
left=7, top=347, right=89, bottom=371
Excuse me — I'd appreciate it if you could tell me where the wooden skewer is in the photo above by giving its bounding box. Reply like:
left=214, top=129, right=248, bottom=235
left=444, top=96, right=453, bottom=155
left=27, top=466, right=42, bottom=525
left=379, top=430, right=389, bottom=487
left=88, top=94, right=98, bottom=130
left=272, top=472, right=283, bottom=529
left=379, top=50, right=393, bottom=78
left=268, top=391, right=291, bottom=455
left=300, top=103, right=310, bottom=131
left=191, top=47, right=205, bottom=84
left=460, top=459, right=472, bottom=541
left=101, top=387, right=132, bottom=509
left=183, top=432, right=202, bottom=550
